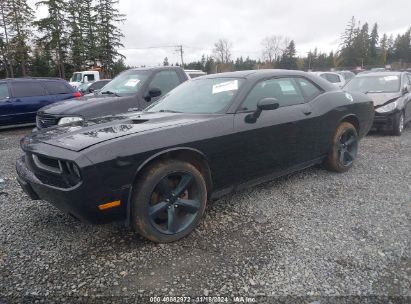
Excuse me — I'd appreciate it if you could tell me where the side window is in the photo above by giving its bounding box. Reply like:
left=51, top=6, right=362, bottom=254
left=0, top=83, right=10, bottom=100
left=148, top=70, right=181, bottom=96
left=90, top=81, right=108, bottom=90
left=240, top=78, right=305, bottom=111
left=10, top=82, right=46, bottom=98
left=296, top=78, right=322, bottom=101
left=323, top=73, right=341, bottom=83
left=43, top=81, right=72, bottom=94
left=84, top=74, right=95, bottom=81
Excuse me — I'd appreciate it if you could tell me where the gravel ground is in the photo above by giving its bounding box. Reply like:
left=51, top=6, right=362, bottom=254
left=0, top=126, right=410, bottom=303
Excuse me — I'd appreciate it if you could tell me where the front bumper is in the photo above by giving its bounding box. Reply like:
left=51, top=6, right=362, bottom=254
left=372, top=110, right=398, bottom=130
left=16, top=156, right=129, bottom=224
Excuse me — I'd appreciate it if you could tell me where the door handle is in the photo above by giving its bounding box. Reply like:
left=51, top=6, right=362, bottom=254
left=303, top=110, right=312, bottom=115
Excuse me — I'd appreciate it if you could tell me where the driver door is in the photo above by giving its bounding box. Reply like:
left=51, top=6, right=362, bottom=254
left=232, top=77, right=314, bottom=182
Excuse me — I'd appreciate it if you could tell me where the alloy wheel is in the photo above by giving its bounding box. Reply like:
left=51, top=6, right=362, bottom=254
left=148, top=172, right=201, bottom=235
left=337, top=129, right=358, bottom=167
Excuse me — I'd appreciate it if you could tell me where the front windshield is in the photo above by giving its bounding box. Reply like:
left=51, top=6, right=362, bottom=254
left=145, top=78, right=244, bottom=114
left=72, top=73, right=82, bottom=82
left=98, top=70, right=149, bottom=95
left=344, top=75, right=400, bottom=93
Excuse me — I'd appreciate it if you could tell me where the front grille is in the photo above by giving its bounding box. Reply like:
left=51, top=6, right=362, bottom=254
left=27, top=153, right=82, bottom=188
left=36, top=114, right=59, bottom=129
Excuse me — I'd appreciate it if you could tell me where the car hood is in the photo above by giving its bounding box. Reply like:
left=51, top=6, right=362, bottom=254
left=38, top=94, right=137, bottom=116
left=23, top=112, right=221, bottom=152
left=365, top=92, right=402, bottom=107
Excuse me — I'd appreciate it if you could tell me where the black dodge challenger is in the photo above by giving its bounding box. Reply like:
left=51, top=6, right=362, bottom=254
left=16, top=70, right=374, bottom=242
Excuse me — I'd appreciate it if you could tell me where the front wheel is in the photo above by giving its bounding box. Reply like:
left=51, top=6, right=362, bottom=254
left=324, top=122, right=359, bottom=173
left=131, top=159, right=207, bottom=243
left=392, top=111, right=404, bottom=136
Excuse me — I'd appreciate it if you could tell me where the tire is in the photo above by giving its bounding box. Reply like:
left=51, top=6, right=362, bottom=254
left=131, top=159, right=207, bottom=243
left=392, top=111, right=404, bottom=136
left=324, top=122, right=359, bottom=173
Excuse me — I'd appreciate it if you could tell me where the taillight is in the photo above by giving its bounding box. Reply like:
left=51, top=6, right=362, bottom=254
left=73, top=91, right=81, bottom=98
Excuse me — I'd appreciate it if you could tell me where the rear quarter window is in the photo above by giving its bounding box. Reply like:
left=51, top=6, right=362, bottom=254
left=296, top=78, right=322, bottom=101
left=322, top=73, right=341, bottom=83
left=10, top=82, right=47, bottom=98
left=43, top=81, right=73, bottom=94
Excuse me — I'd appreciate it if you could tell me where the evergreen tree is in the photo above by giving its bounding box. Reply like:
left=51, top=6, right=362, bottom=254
left=393, top=28, right=411, bottom=63
left=0, top=1, right=14, bottom=77
left=279, top=40, right=297, bottom=69
left=95, top=0, right=125, bottom=78
left=81, top=0, right=98, bottom=66
left=385, top=34, right=395, bottom=63
left=6, top=0, right=34, bottom=76
left=163, top=57, right=169, bottom=66
left=67, top=0, right=86, bottom=71
left=378, top=33, right=388, bottom=65
left=369, top=23, right=379, bottom=65
left=112, top=58, right=127, bottom=76
left=35, top=0, right=70, bottom=78
left=339, top=16, right=358, bottom=67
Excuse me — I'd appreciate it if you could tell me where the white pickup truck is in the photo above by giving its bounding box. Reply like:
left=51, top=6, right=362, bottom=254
left=69, top=71, right=100, bottom=89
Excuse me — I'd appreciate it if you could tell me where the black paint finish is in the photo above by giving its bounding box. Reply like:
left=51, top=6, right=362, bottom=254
left=16, top=70, right=374, bottom=225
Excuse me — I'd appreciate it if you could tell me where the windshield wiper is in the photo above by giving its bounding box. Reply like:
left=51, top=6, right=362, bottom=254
left=158, top=109, right=182, bottom=113
left=101, top=90, right=121, bottom=97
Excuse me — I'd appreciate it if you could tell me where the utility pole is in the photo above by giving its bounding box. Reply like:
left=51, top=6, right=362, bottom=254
left=176, top=45, right=184, bottom=67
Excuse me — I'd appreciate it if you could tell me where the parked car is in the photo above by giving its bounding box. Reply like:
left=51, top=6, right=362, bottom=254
left=35, top=66, right=189, bottom=130
left=78, top=79, right=111, bottom=95
left=311, top=71, right=345, bottom=88
left=336, top=70, right=356, bottom=82
left=0, top=78, right=80, bottom=129
left=343, top=71, right=411, bottom=135
left=16, top=69, right=374, bottom=242
left=69, top=70, right=101, bottom=89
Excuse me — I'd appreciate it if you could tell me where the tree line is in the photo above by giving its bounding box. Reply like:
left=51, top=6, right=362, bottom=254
left=0, top=0, right=125, bottom=79
left=180, top=17, right=411, bottom=73
left=1, top=9, right=410, bottom=79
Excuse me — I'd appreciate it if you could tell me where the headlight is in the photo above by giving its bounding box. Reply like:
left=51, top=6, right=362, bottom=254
left=375, top=101, right=397, bottom=113
left=58, top=116, right=84, bottom=125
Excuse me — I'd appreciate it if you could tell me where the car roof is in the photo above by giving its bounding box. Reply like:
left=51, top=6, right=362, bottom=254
left=355, top=71, right=403, bottom=77
left=0, top=77, right=65, bottom=82
left=202, top=69, right=313, bottom=79
left=311, top=71, right=340, bottom=75
left=198, top=69, right=338, bottom=91
left=129, top=66, right=183, bottom=72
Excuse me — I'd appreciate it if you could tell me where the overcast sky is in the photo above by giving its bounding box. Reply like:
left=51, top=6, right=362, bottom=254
left=31, top=0, right=410, bottom=67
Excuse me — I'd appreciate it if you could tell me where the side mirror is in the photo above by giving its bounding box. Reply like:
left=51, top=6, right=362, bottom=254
left=245, top=98, right=280, bottom=123
left=403, top=84, right=411, bottom=94
left=88, top=88, right=94, bottom=93
left=144, top=87, right=162, bottom=102
left=257, top=98, right=280, bottom=111
left=84, top=76, right=89, bottom=83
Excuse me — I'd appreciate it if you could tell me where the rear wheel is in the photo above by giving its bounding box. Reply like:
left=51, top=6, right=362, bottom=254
left=324, top=122, right=358, bottom=173
left=131, top=159, right=207, bottom=243
left=392, top=111, right=404, bottom=136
